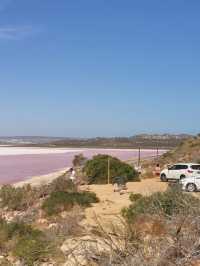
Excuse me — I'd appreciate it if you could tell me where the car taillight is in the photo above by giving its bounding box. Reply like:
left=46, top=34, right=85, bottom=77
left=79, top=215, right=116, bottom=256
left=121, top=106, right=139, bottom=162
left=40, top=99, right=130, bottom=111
left=188, top=170, right=193, bottom=174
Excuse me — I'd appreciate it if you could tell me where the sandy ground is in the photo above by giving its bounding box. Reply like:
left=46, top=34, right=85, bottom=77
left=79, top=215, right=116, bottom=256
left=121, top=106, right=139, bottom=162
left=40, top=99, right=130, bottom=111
left=82, top=178, right=168, bottom=226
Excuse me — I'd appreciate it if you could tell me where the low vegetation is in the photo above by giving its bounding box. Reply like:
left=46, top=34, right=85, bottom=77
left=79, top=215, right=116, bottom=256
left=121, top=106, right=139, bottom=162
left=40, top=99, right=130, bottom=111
left=122, top=184, right=200, bottom=221
left=0, top=219, right=52, bottom=266
left=73, top=186, right=200, bottom=266
left=0, top=184, right=37, bottom=211
left=42, top=191, right=99, bottom=216
left=0, top=173, right=99, bottom=265
left=83, top=154, right=139, bottom=184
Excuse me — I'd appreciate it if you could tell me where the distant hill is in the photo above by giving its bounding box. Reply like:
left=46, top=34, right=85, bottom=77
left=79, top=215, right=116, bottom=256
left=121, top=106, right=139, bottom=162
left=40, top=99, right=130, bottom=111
left=0, top=134, right=192, bottom=149
left=0, top=136, right=65, bottom=145
left=159, top=135, right=200, bottom=165
left=47, top=134, right=192, bottom=149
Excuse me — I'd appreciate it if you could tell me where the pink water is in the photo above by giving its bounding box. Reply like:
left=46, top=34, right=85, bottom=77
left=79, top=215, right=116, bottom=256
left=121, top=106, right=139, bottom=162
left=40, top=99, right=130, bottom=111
left=0, top=148, right=166, bottom=184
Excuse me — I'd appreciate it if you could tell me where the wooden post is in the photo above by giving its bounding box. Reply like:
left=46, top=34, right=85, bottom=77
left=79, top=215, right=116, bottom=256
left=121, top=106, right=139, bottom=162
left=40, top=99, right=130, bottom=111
left=108, top=157, right=110, bottom=184
left=138, top=147, right=141, bottom=167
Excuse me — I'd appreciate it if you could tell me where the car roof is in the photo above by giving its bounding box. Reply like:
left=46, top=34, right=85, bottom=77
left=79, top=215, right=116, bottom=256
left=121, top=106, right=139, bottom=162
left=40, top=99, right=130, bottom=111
left=174, top=163, right=200, bottom=165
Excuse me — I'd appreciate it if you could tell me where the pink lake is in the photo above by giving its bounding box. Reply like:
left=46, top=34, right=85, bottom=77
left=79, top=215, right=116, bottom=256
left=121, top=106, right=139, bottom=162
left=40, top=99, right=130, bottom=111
left=0, top=148, right=166, bottom=184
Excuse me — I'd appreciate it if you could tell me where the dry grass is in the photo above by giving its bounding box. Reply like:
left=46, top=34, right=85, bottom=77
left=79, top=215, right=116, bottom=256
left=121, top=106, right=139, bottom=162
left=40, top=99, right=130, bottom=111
left=67, top=186, right=200, bottom=266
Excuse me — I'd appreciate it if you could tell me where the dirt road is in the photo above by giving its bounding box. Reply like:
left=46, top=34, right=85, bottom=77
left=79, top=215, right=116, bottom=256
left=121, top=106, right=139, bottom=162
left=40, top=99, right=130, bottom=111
left=82, top=178, right=168, bottom=226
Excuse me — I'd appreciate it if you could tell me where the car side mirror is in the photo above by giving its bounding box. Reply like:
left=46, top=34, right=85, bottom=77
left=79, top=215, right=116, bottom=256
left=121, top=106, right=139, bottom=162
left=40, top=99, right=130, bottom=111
left=167, top=165, right=171, bottom=170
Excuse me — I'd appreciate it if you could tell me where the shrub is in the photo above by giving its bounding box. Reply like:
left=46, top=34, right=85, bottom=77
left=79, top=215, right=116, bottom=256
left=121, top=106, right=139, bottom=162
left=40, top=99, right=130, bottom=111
left=122, top=185, right=200, bottom=222
left=83, top=154, right=139, bottom=184
left=129, top=193, right=143, bottom=202
left=42, top=191, right=99, bottom=216
left=0, top=175, right=79, bottom=213
left=0, top=219, right=52, bottom=266
left=14, top=234, right=50, bottom=266
left=36, top=175, right=77, bottom=198
left=0, top=184, right=37, bottom=211
left=49, top=175, right=77, bottom=193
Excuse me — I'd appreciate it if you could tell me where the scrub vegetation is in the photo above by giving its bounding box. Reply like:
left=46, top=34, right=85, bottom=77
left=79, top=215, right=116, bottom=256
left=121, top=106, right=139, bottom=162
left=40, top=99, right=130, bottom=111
left=83, top=154, right=139, bottom=184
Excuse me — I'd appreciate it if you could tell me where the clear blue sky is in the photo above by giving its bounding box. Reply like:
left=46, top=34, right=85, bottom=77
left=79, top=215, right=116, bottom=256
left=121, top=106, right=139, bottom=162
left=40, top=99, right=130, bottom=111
left=0, top=0, right=200, bottom=137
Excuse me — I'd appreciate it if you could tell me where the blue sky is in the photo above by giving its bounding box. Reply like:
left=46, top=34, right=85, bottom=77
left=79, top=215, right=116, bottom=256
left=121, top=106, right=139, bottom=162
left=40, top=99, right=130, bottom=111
left=0, top=0, right=200, bottom=137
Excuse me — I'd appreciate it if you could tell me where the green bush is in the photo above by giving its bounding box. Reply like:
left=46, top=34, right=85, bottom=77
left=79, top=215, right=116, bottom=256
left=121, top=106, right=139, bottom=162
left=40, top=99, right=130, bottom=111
left=122, top=185, right=200, bottom=222
left=83, top=154, right=139, bottom=184
left=0, top=219, right=51, bottom=266
left=32, top=175, right=77, bottom=199
left=14, top=234, right=50, bottom=266
left=0, top=184, right=37, bottom=211
left=42, top=191, right=99, bottom=216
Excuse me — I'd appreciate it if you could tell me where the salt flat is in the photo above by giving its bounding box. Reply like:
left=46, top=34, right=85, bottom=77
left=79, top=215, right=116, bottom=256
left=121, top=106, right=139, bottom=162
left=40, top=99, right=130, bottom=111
left=0, top=147, right=84, bottom=156
left=0, top=147, right=166, bottom=184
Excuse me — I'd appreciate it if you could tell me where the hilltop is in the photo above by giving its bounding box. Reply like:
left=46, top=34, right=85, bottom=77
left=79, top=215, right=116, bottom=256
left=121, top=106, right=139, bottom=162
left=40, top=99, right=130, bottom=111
left=158, top=135, right=200, bottom=165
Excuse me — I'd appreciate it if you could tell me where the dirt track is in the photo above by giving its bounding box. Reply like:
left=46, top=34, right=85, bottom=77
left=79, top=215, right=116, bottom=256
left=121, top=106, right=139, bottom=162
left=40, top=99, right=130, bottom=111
left=82, top=178, right=168, bottom=226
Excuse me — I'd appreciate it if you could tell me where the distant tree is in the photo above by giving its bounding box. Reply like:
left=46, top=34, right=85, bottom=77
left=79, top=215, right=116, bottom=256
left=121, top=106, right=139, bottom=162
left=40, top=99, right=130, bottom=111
left=72, top=153, right=87, bottom=167
left=83, top=154, right=139, bottom=184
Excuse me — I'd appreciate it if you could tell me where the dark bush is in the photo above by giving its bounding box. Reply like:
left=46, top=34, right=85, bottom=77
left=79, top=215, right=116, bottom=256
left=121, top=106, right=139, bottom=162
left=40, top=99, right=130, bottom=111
left=122, top=185, right=200, bottom=222
left=83, top=154, right=139, bottom=184
left=42, top=191, right=99, bottom=216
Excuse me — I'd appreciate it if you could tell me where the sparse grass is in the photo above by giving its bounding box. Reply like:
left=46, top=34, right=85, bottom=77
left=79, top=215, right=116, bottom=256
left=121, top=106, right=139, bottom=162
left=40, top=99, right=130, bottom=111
left=158, top=136, right=200, bottom=166
left=122, top=184, right=200, bottom=221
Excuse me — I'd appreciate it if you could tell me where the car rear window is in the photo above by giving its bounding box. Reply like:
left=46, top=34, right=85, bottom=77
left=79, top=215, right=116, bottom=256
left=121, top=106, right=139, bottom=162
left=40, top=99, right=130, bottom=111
left=191, top=165, right=200, bottom=170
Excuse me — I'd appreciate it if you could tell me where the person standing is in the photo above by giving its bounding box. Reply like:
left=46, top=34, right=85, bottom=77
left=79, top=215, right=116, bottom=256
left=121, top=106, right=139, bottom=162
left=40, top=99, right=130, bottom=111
left=69, top=168, right=76, bottom=182
left=155, top=164, right=161, bottom=176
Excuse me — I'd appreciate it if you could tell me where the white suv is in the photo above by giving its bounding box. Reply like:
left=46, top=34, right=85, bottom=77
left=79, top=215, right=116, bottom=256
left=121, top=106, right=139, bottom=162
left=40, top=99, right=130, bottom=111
left=160, top=163, right=200, bottom=182
left=180, top=176, right=200, bottom=192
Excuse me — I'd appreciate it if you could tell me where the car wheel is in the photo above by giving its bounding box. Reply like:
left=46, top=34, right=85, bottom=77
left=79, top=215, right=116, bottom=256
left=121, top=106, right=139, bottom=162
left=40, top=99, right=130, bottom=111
left=186, top=183, right=196, bottom=192
left=180, top=175, right=186, bottom=180
left=160, top=174, right=167, bottom=182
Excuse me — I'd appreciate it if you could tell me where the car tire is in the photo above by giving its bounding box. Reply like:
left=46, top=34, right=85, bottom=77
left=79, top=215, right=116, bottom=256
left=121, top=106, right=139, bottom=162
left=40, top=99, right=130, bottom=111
left=180, top=175, right=186, bottom=180
left=160, top=174, right=168, bottom=182
left=186, top=183, right=196, bottom=192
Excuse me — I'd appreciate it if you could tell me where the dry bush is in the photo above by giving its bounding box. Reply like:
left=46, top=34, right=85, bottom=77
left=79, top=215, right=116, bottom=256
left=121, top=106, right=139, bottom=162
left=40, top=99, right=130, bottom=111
left=70, top=186, right=200, bottom=266
left=142, top=170, right=155, bottom=179
left=0, top=184, right=38, bottom=211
